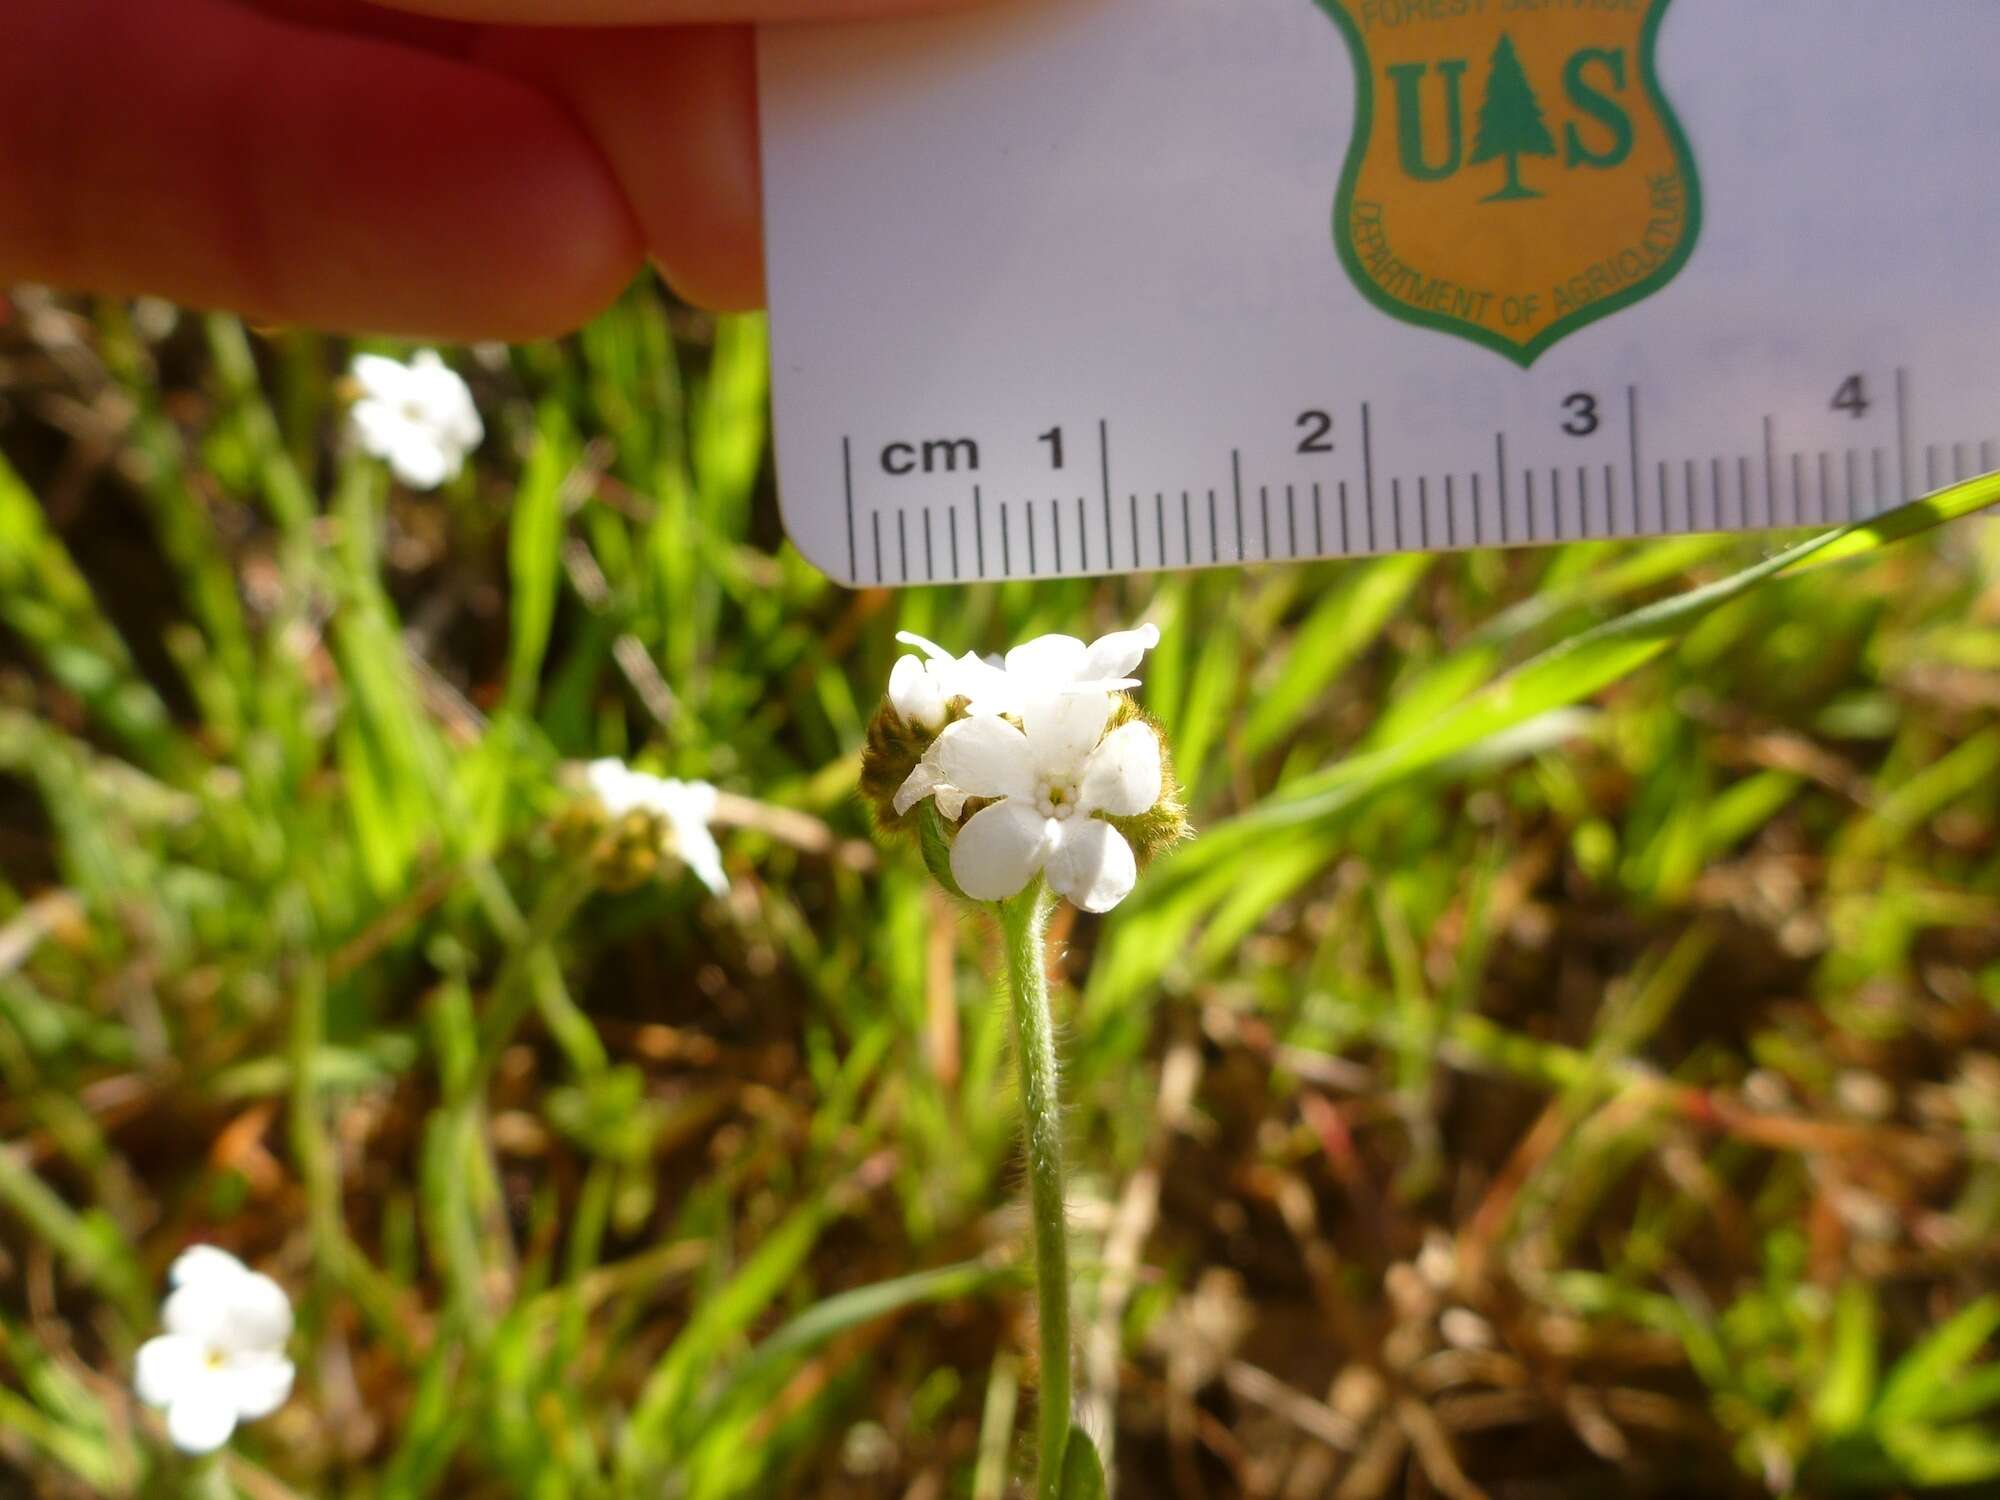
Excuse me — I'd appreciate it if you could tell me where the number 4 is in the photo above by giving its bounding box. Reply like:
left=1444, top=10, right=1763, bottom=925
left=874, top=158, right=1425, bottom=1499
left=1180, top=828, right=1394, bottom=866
left=1832, top=374, right=1870, bottom=419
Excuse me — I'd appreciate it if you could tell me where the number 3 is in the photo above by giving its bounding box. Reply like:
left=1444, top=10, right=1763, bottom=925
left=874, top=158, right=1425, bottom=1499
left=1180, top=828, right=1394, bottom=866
left=1561, top=392, right=1600, bottom=437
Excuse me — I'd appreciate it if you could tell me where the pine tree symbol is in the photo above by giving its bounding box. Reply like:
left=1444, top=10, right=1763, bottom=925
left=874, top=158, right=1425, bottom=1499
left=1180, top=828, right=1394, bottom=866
left=1470, top=33, right=1556, bottom=202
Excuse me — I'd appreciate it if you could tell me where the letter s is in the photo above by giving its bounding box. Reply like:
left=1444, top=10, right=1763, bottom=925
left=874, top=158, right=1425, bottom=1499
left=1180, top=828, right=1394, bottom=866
left=1563, top=48, right=1632, bottom=169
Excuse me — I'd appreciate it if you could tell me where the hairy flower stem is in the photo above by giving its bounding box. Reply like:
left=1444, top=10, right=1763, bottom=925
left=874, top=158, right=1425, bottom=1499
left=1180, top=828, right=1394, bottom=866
left=1001, top=881, right=1072, bottom=1499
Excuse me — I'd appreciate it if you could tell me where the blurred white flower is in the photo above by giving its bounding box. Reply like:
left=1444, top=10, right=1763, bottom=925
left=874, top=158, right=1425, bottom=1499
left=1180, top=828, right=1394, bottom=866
left=347, top=349, right=483, bottom=489
left=134, top=1246, right=294, bottom=1454
left=585, top=759, right=728, bottom=895
left=919, top=692, right=1162, bottom=911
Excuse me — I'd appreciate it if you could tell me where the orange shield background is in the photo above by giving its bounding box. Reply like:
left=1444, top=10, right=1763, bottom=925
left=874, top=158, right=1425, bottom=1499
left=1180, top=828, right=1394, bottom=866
left=1316, top=0, right=1699, bottom=364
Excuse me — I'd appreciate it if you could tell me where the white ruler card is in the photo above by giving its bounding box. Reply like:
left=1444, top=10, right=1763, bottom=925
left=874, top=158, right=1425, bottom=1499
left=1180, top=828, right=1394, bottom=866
left=757, top=0, right=2000, bottom=588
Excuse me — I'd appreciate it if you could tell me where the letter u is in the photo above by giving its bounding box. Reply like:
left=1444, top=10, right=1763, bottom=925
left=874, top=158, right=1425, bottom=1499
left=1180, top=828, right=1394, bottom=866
left=1387, top=60, right=1468, bottom=182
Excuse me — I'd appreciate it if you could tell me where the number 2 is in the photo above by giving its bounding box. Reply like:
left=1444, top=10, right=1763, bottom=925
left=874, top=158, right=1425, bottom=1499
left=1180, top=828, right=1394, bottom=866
left=1296, top=410, right=1335, bottom=454
left=1561, top=392, right=1600, bottom=437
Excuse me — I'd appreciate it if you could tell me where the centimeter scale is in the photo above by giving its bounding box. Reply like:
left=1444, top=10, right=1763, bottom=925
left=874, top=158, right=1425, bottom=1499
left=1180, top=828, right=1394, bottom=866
left=757, top=0, right=2000, bottom=587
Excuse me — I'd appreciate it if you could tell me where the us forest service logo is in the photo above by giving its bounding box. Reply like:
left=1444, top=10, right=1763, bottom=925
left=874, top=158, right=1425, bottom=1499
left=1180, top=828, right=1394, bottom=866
left=1310, top=0, right=1701, bottom=365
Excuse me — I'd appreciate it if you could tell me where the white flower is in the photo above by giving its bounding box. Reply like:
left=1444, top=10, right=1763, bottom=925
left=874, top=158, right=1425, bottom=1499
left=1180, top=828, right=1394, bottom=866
left=347, top=349, right=483, bottom=489
left=585, top=759, right=728, bottom=895
left=920, top=692, right=1162, bottom=911
left=892, top=625, right=1158, bottom=721
left=134, top=1246, right=294, bottom=1454
left=889, top=625, right=1161, bottom=818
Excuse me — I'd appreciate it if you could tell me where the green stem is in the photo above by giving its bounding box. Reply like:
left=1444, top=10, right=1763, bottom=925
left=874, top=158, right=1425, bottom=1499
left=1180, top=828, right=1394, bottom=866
left=1000, top=881, right=1071, bottom=1499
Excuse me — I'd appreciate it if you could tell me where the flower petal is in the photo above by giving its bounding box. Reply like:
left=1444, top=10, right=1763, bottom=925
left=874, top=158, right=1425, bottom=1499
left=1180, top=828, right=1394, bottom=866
left=162, top=1277, right=233, bottom=1343
left=586, top=759, right=642, bottom=818
left=347, top=400, right=408, bottom=461
left=348, top=354, right=411, bottom=403
left=1044, top=819, right=1137, bottom=913
left=1078, top=721, right=1163, bottom=817
left=889, top=654, right=947, bottom=730
left=893, top=630, right=956, bottom=664
left=213, top=1270, right=293, bottom=1354
left=1081, top=624, right=1160, bottom=682
left=662, top=779, right=718, bottom=825
left=893, top=759, right=946, bottom=817
left=221, top=1351, right=296, bottom=1422
left=1003, top=634, right=1089, bottom=687
left=931, top=715, right=1036, bottom=801
left=949, top=800, right=1052, bottom=901
left=165, top=1375, right=240, bottom=1455
left=388, top=428, right=452, bottom=490
left=1021, top=691, right=1113, bottom=774
left=134, top=1335, right=207, bottom=1409
left=670, top=820, right=729, bottom=896
left=168, top=1245, right=248, bottom=1289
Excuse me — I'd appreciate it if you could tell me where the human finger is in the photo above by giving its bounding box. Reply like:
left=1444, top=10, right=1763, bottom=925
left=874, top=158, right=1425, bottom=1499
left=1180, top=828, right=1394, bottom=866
left=474, top=24, right=763, bottom=309
left=0, top=0, right=644, bottom=339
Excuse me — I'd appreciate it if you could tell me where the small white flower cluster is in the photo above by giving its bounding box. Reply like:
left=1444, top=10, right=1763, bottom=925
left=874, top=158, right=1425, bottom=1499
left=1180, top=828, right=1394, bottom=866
left=584, top=759, right=728, bottom=895
left=134, top=1246, right=295, bottom=1454
left=890, top=626, right=1166, bottom=912
left=346, top=349, right=483, bottom=490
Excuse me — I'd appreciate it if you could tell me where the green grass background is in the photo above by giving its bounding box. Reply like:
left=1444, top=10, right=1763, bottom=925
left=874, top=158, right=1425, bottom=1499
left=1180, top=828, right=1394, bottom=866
left=0, top=280, right=1997, bottom=1498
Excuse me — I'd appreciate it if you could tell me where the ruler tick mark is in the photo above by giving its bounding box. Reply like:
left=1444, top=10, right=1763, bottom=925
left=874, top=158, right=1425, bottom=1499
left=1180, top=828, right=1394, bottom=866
left=1763, top=417, right=1777, bottom=528
left=1603, top=463, right=1617, bottom=537
left=1444, top=474, right=1457, bottom=548
left=1470, top=472, right=1483, bottom=546
left=1258, top=483, right=1271, bottom=560
left=1524, top=469, right=1537, bottom=542
left=1361, top=402, right=1377, bottom=553
left=1391, top=477, right=1405, bottom=550
left=1000, top=501, right=1013, bottom=577
left=1130, top=493, right=1141, bottom=568
left=1232, top=452, right=1246, bottom=562
left=1312, top=482, right=1324, bottom=555
left=921, top=508, right=932, bottom=580
left=1844, top=449, right=1859, bottom=522
left=1896, top=367, right=1912, bottom=502
left=1495, top=433, right=1510, bottom=544
left=1050, top=498, right=1062, bottom=573
left=841, top=437, right=858, bottom=584
left=1626, top=385, right=1641, bottom=530
left=1338, top=480, right=1351, bottom=553
left=949, top=507, right=960, bottom=579
left=1026, top=499, right=1039, bottom=575
left=1208, top=488, right=1220, bottom=563
left=1286, top=484, right=1298, bottom=557
left=1098, top=419, right=1114, bottom=570
left=1076, top=495, right=1087, bottom=572
left=1683, top=459, right=1696, bottom=533
left=1181, top=490, right=1192, bottom=565
left=871, top=510, right=883, bottom=584
left=1871, top=448, right=1886, bottom=514
left=1711, top=457, right=1724, bottom=531
left=973, top=485, right=987, bottom=575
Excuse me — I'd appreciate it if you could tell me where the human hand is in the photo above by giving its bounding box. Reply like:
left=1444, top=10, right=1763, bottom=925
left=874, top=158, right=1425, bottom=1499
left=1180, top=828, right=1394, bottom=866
left=0, top=0, right=969, bottom=339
